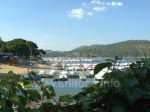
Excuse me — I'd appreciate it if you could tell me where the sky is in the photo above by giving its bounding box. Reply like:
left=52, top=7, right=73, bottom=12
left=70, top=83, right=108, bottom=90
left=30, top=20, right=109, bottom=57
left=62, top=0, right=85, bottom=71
left=0, top=0, right=150, bottom=51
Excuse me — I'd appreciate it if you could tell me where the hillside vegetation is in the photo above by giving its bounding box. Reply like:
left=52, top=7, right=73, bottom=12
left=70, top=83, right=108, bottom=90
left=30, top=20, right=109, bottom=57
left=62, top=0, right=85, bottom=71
left=45, top=40, right=150, bottom=57
left=0, top=38, right=45, bottom=58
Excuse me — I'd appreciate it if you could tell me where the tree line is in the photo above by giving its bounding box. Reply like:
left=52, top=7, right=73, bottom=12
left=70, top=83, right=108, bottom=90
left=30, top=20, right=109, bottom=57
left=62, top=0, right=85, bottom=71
left=0, top=38, right=46, bottom=58
left=45, top=40, right=150, bottom=57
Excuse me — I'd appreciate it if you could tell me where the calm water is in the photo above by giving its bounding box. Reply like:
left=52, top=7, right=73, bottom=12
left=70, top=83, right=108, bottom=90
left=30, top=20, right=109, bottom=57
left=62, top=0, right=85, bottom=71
left=42, top=57, right=138, bottom=64
left=42, top=78, right=94, bottom=99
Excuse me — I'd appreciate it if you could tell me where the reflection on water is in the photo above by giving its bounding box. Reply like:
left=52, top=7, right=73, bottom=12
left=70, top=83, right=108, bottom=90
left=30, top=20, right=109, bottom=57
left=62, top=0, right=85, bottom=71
left=42, top=78, right=94, bottom=99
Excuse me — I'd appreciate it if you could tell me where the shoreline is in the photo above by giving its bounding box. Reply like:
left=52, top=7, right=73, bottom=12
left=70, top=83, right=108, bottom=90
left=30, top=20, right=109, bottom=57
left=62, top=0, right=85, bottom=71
left=0, top=64, right=49, bottom=77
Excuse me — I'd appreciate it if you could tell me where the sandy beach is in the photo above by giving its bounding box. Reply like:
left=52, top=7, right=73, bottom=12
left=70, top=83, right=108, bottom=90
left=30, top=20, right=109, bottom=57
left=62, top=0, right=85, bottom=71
left=0, top=64, right=49, bottom=76
left=0, top=64, right=29, bottom=74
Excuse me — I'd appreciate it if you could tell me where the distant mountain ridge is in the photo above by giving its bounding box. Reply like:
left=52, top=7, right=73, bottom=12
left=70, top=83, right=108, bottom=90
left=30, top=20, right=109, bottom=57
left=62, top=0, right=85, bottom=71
left=45, top=40, right=150, bottom=57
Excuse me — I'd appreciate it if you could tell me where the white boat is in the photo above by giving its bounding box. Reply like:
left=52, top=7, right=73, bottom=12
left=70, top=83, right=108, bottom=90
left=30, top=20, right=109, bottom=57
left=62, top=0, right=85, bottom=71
left=69, top=71, right=78, bottom=75
left=67, top=71, right=79, bottom=78
left=53, top=72, right=68, bottom=81
left=67, top=66, right=74, bottom=71
left=112, top=62, right=130, bottom=70
left=80, top=59, right=93, bottom=62
left=59, top=74, right=68, bottom=79
left=89, top=70, right=94, bottom=75
left=60, top=71, right=68, bottom=75
left=79, top=73, right=86, bottom=81
left=49, top=70, right=56, bottom=75
left=38, top=70, right=45, bottom=75
left=74, top=66, right=80, bottom=71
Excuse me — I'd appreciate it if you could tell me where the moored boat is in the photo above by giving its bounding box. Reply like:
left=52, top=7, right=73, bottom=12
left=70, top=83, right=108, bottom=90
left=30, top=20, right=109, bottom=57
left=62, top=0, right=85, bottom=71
left=53, top=72, right=68, bottom=81
left=79, top=73, right=86, bottom=81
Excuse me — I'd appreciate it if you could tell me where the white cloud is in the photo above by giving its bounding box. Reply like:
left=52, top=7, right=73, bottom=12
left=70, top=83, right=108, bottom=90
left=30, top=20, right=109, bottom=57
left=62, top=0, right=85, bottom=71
left=112, top=2, right=117, bottom=6
left=106, top=1, right=123, bottom=7
left=68, top=1, right=123, bottom=19
left=91, top=0, right=101, bottom=5
left=117, top=2, right=123, bottom=6
left=93, top=7, right=106, bottom=11
left=69, top=8, right=84, bottom=19
left=87, top=12, right=93, bottom=16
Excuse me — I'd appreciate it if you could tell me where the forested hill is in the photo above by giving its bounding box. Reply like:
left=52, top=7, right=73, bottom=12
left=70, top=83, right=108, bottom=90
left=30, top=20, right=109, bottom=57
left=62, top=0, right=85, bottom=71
left=45, top=40, right=150, bottom=57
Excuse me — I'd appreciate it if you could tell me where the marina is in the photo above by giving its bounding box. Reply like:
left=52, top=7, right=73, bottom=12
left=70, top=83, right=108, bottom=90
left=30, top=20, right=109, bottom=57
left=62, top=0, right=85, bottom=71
left=11, top=57, right=137, bottom=99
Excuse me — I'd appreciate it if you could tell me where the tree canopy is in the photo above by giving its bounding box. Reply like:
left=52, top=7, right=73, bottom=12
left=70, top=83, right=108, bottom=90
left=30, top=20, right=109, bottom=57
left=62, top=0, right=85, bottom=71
left=0, top=38, right=45, bottom=57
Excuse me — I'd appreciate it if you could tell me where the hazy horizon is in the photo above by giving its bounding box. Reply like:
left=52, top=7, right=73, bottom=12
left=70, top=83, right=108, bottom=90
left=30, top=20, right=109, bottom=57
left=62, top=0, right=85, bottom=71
left=0, top=0, right=150, bottom=51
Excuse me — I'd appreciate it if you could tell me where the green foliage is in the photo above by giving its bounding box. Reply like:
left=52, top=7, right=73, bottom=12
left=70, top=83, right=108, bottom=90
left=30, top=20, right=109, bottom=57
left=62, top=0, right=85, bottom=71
left=0, top=58, right=150, bottom=112
left=39, top=84, right=56, bottom=101
left=73, top=58, right=150, bottom=112
left=39, top=102, right=59, bottom=112
left=0, top=38, right=46, bottom=58
left=0, top=40, right=4, bottom=53
left=0, top=71, right=55, bottom=111
left=59, top=95, right=74, bottom=105
left=112, top=105, right=125, bottom=112
left=38, top=49, right=46, bottom=56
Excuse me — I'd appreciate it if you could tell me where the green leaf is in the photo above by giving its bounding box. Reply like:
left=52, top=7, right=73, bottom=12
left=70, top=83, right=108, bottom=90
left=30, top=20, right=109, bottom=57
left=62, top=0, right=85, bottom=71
left=24, top=84, right=32, bottom=88
left=22, top=80, right=30, bottom=85
left=139, top=69, right=147, bottom=78
left=44, top=90, right=50, bottom=99
left=19, top=97, right=27, bottom=106
left=97, top=108, right=105, bottom=112
left=10, top=96, right=20, bottom=104
left=124, top=76, right=139, bottom=88
left=82, top=85, right=96, bottom=94
left=27, top=89, right=40, bottom=102
left=28, top=71, right=36, bottom=76
left=112, top=105, right=125, bottom=112
left=94, top=62, right=112, bottom=75
left=39, top=102, right=59, bottom=112
left=82, top=101, right=90, bottom=111
left=45, top=85, right=56, bottom=97
left=59, top=95, right=73, bottom=105
left=79, top=96, right=87, bottom=103
left=0, top=78, right=8, bottom=86
left=8, top=71, right=15, bottom=76
left=0, top=99, right=6, bottom=107
left=125, top=87, right=144, bottom=105
left=104, top=70, right=124, bottom=82
left=78, top=95, right=91, bottom=111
